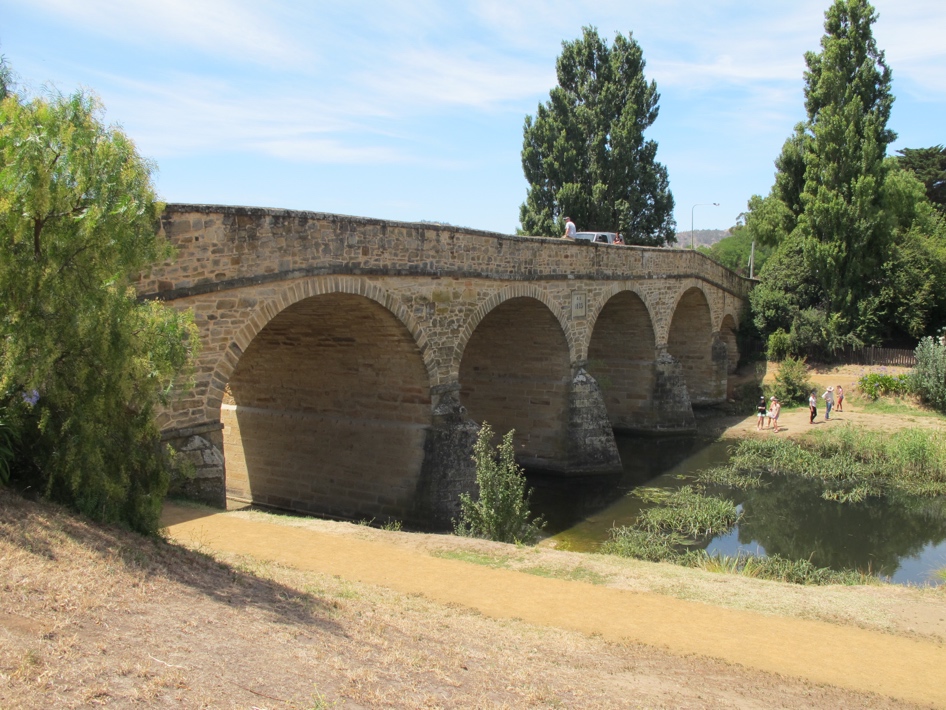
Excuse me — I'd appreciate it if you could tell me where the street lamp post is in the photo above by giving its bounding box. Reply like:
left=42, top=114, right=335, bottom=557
left=691, top=202, right=720, bottom=249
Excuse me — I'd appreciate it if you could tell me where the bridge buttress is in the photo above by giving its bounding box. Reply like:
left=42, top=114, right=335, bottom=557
left=565, top=365, right=623, bottom=474
left=162, top=421, right=227, bottom=506
left=413, top=383, right=479, bottom=528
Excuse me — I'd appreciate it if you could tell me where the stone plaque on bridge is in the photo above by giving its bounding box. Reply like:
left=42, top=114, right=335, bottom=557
left=571, top=291, right=587, bottom=319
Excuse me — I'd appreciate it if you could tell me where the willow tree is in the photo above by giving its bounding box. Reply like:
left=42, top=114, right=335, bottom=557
left=518, top=26, right=675, bottom=246
left=0, top=67, right=197, bottom=532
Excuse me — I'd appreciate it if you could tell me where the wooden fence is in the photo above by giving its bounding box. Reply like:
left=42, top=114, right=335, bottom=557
left=743, top=340, right=917, bottom=367
left=834, top=346, right=915, bottom=367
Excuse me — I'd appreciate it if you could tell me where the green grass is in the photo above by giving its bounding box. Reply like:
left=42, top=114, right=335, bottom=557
left=431, top=549, right=511, bottom=568
left=855, top=397, right=939, bottom=417
left=600, top=426, right=946, bottom=585
left=519, top=564, right=610, bottom=585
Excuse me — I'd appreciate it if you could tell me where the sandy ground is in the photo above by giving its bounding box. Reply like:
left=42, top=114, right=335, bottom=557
left=159, top=502, right=946, bottom=708
left=3, top=363, right=946, bottom=708
left=10, top=490, right=942, bottom=709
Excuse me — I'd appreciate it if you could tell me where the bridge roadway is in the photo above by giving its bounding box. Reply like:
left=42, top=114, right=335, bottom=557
left=139, top=204, right=752, bottom=528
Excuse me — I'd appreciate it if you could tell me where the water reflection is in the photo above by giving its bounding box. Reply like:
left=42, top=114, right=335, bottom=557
left=529, top=434, right=946, bottom=585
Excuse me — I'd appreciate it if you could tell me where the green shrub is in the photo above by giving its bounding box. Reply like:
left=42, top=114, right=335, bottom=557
left=912, top=337, right=946, bottom=411
left=857, top=372, right=913, bottom=400
left=455, top=422, right=545, bottom=544
left=766, top=329, right=791, bottom=361
left=769, top=356, right=812, bottom=404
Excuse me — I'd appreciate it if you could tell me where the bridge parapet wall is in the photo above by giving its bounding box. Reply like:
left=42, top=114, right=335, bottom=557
left=140, top=205, right=750, bottom=302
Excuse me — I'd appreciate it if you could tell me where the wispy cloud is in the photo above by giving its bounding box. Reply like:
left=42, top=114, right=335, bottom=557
left=359, top=47, right=553, bottom=110
left=21, top=0, right=314, bottom=69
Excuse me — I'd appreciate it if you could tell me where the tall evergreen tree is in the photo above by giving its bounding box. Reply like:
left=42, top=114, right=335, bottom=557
left=746, top=0, right=926, bottom=349
left=799, top=0, right=895, bottom=326
left=518, top=27, right=675, bottom=246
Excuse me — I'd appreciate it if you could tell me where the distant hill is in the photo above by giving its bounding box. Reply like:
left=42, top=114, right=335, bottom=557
left=674, top=228, right=731, bottom=248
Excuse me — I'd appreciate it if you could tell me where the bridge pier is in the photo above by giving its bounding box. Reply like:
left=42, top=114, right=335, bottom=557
left=565, top=366, right=623, bottom=474
left=413, top=385, right=479, bottom=529
left=650, top=352, right=696, bottom=433
left=162, top=422, right=227, bottom=507
left=710, top=334, right=731, bottom=403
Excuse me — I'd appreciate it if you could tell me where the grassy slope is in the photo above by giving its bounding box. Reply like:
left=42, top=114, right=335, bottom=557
left=2, top=490, right=944, bottom=709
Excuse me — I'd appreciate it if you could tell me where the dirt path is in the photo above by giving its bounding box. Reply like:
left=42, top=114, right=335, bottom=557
left=162, top=503, right=946, bottom=708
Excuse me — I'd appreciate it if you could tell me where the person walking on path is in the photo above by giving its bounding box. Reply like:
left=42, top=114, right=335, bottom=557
left=836, top=385, right=844, bottom=412
left=809, top=391, right=818, bottom=424
left=822, top=386, right=835, bottom=420
left=769, top=397, right=781, bottom=432
left=757, top=396, right=768, bottom=430
left=563, top=216, right=577, bottom=239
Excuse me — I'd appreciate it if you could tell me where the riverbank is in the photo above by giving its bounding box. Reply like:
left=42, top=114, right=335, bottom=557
left=3, top=488, right=945, bottom=708
left=697, top=362, right=946, bottom=441
left=4, top=363, right=946, bottom=708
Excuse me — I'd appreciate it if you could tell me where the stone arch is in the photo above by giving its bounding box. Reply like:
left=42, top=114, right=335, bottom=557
left=221, top=287, right=434, bottom=522
left=585, top=283, right=660, bottom=357
left=667, top=285, right=719, bottom=405
left=457, top=293, right=572, bottom=471
left=451, top=283, right=575, bottom=379
left=586, top=286, right=660, bottom=431
left=204, top=276, right=433, bottom=421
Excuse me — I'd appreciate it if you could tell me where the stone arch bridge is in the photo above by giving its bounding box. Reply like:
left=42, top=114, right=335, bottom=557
left=141, top=205, right=752, bottom=528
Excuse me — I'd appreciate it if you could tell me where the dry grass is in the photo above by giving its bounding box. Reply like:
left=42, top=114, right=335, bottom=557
left=2, top=490, right=935, bottom=709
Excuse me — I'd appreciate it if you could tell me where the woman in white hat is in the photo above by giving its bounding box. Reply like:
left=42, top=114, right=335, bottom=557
left=821, top=386, right=835, bottom=420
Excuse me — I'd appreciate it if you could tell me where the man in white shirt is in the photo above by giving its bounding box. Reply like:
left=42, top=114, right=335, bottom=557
left=563, top=216, right=576, bottom=239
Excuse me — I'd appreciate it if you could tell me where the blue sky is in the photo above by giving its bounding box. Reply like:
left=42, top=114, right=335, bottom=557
left=3, top=0, right=944, bottom=236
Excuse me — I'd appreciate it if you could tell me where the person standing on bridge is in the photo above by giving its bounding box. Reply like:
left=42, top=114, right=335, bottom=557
left=563, top=216, right=576, bottom=239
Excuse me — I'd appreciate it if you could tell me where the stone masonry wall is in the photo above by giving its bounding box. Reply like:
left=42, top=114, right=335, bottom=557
left=142, top=205, right=752, bottom=522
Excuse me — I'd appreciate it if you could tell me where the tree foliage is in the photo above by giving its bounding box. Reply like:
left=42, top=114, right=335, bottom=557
left=745, top=0, right=946, bottom=355
left=0, top=67, right=198, bottom=533
left=896, top=145, right=946, bottom=210
left=518, top=26, right=675, bottom=246
left=701, top=214, right=773, bottom=277
left=455, top=422, right=544, bottom=545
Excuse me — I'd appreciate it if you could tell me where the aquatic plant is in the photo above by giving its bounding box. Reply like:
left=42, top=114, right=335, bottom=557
left=600, top=527, right=690, bottom=562
left=634, top=486, right=740, bottom=538
left=684, top=551, right=877, bottom=586
left=699, top=428, right=946, bottom=500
